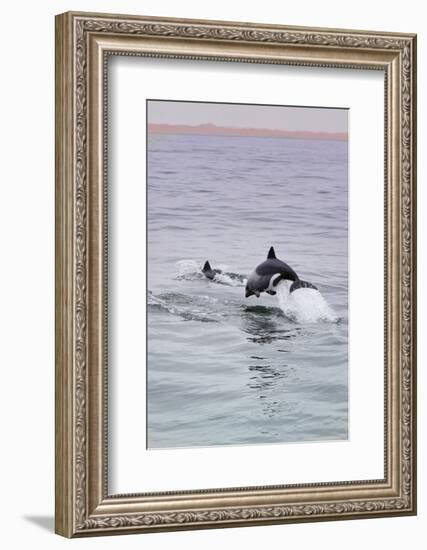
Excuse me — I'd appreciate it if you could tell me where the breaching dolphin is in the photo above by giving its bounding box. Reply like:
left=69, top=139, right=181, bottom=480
left=245, top=246, right=317, bottom=298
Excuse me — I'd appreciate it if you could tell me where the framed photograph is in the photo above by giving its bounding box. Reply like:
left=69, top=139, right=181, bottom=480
left=55, top=11, right=417, bottom=537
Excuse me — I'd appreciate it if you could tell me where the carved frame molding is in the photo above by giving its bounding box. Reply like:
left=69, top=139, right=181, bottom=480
left=55, top=12, right=416, bottom=537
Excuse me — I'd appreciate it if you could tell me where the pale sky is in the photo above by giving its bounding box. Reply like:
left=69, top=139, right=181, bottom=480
left=147, top=100, right=348, bottom=134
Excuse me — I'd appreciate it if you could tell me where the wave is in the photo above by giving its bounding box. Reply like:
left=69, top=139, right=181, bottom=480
left=174, top=260, right=206, bottom=281
left=148, top=283, right=337, bottom=329
left=276, top=281, right=338, bottom=324
left=149, top=290, right=290, bottom=334
left=148, top=291, right=220, bottom=323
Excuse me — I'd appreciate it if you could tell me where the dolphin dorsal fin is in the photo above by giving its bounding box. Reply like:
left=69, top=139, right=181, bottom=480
left=203, top=260, right=211, bottom=271
left=267, top=246, right=276, bottom=260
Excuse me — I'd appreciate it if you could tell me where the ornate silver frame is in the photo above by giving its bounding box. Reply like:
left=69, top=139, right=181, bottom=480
left=55, top=11, right=417, bottom=537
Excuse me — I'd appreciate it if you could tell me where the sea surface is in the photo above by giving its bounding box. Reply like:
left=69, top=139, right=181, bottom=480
left=147, top=133, right=348, bottom=449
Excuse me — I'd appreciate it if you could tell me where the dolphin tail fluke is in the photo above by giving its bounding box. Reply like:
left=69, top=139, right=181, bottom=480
left=290, top=280, right=318, bottom=293
left=203, top=260, right=211, bottom=272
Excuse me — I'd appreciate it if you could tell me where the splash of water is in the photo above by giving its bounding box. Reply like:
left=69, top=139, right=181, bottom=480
left=276, top=281, right=337, bottom=323
left=213, top=272, right=246, bottom=287
left=175, top=259, right=204, bottom=280
left=175, top=260, right=246, bottom=286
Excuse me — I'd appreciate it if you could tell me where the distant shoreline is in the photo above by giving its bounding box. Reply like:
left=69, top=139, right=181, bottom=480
left=148, top=123, right=348, bottom=142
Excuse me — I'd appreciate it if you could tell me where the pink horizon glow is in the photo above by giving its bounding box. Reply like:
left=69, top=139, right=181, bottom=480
left=148, top=122, right=348, bottom=142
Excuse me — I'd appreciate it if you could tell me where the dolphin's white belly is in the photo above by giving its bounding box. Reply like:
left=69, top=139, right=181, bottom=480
left=267, top=273, right=283, bottom=293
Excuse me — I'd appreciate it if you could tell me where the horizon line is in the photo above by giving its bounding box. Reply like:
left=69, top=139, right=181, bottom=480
left=148, top=122, right=348, bottom=141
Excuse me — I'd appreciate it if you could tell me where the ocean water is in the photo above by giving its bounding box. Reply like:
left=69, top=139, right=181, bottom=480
left=147, top=133, right=348, bottom=449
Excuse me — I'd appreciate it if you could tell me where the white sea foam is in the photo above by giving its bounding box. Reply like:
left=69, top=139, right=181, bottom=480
left=175, top=259, right=246, bottom=286
left=176, top=259, right=201, bottom=277
left=276, top=281, right=337, bottom=324
left=213, top=272, right=245, bottom=287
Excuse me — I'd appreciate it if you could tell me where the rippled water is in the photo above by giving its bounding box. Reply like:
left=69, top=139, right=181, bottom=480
left=147, top=133, right=348, bottom=448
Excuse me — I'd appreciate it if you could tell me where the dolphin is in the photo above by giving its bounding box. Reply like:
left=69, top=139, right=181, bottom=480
left=245, top=247, right=317, bottom=298
left=202, top=260, right=222, bottom=280
left=202, top=261, right=247, bottom=284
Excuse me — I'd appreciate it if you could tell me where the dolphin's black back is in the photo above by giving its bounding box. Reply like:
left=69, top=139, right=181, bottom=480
left=255, top=258, right=297, bottom=280
left=245, top=246, right=300, bottom=297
